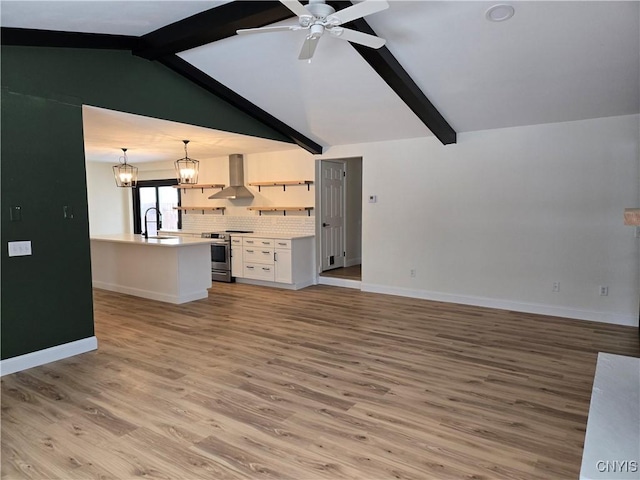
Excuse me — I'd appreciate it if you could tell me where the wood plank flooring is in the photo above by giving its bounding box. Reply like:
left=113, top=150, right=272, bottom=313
left=319, top=265, right=362, bottom=281
left=2, top=283, right=639, bottom=479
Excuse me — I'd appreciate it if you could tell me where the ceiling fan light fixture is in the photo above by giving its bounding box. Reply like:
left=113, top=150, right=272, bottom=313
left=485, top=4, right=515, bottom=22
left=113, top=148, right=138, bottom=188
left=175, top=140, right=200, bottom=185
left=238, top=0, right=388, bottom=61
left=310, top=24, right=324, bottom=38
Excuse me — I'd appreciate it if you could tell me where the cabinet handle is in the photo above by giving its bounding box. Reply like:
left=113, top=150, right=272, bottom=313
left=246, top=240, right=254, bottom=244
left=262, top=241, right=270, bottom=245
left=274, top=252, right=277, bottom=261
left=246, top=266, right=254, bottom=269
left=262, top=267, right=271, bottom=271
left=278, top=242, right=287, bottom=246
left=246, top=249, right=254, bottom=253
left=262, top=250, right=270, bottom=254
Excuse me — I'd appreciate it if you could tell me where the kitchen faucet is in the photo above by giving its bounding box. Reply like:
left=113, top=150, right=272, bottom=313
left=143, top=207, right=162, bottom=239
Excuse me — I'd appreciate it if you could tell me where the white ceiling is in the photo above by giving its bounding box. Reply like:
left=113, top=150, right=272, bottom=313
left=0, top=1, right=229, bottom=36
left=82, top=106, right=299, bottom=164
left=2, top=1, right=639, bottom=151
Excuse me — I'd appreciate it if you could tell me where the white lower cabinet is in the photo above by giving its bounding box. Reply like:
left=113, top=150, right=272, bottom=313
left=230, top=235, right=314, bottom=290
left=274, top=248, right=292, bottom=283
left=244, top=263, right=274, bottom=281
left=231, top=250, right=243, bottom=279
left=242, top=237, right=274, bottom=281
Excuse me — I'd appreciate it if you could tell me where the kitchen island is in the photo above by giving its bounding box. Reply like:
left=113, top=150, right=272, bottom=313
left=90, top=234, right=212, bottom=304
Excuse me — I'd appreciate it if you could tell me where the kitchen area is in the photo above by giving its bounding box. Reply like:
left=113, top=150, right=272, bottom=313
left=84, top=106, right=318, bottom=303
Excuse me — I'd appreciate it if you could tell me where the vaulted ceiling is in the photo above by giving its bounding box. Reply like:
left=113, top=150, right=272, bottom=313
left=2, top=1, right=639, bottom=159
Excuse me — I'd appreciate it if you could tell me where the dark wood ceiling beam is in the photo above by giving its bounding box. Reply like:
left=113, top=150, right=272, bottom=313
left=331, top=1, right=456, bottom=145
left=134, top=1, right=294, bottom=60
left=134, top=0, right=455, bottom=145
left=160, top=55, right=323, bottom=154
left=133, top=1, right=323, bottom=153
left=1, top=27, right=136, bottom=50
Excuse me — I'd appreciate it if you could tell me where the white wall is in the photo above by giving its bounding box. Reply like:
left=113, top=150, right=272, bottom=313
left=321, top=114, right=639, bottom=326
left=136, top=160, right=175, bottom=182
left=85, top=161, right=132, bottom=235
left=87, top=114, right=639, bottom=326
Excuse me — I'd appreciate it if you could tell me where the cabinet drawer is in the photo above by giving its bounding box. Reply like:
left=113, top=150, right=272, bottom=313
left=243, top=237, right=273, bottom=247
left=244, top=263, right=275, bottom=281
left=274, top=239, right=291, bottom=249
left=243, top=247, right=274, bottom=264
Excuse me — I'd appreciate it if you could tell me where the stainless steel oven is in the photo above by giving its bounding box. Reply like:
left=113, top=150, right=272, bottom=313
left=201, top=232, right=232, bottom=282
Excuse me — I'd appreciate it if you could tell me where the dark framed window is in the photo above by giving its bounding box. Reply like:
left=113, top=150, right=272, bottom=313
left=132, top=179, right=182, bottom=234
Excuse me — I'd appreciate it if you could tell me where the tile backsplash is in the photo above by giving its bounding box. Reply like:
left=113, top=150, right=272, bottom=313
left=182, top=213, right=315, bottom=236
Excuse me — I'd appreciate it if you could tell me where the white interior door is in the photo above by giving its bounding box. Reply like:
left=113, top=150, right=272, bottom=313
left=321, top=160, right=345, bottom=271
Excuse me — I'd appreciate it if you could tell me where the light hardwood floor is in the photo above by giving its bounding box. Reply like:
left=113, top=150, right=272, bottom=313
left=2, top=283, right=639, bottom=479
left=320, top=265, right=362, bottom=281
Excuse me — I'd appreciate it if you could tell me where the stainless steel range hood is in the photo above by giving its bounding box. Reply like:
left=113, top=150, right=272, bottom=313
left=208, top=154, right=254, bottom=199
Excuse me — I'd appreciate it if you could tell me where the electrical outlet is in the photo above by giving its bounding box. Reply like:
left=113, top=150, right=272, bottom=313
left=410, top=269, right=416, bottom=278
left=599, top=286, right=609, bottom=296
left=8, top=241, right=32, bottom=257
left=552, top=281, right=560, bottom=293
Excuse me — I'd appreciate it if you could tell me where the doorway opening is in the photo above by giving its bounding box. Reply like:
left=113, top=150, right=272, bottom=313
left=317, top=157, right=362, bottom=286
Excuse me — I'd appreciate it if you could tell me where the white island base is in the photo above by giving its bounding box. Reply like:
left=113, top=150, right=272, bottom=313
left=90, top=234, right=212, bottom=304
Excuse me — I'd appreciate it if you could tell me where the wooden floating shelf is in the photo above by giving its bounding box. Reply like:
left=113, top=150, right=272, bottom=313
left=248, top=180, right=313, bottom=192
left=247, top=206, right=314, bottom=216
left=173, top=184, right=225, bottom=193
left=173, top=206, right=225, bottom=215
left=624, top=208, right=640, bottom=226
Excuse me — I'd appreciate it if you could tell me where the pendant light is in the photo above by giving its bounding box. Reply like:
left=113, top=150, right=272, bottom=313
left=174, top=140, right=199, bottom=184
left=112, top=148, right=138, bottom=187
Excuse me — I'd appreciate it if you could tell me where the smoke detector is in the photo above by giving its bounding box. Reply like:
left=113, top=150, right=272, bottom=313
left=485, top=4, right=515, bottom=22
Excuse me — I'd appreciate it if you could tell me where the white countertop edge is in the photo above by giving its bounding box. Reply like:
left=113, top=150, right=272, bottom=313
left=159, top=229, right=315, bottom=240
left=232, top=232, right=315, bottom=240
left=90, top=234, right=214, bottom=247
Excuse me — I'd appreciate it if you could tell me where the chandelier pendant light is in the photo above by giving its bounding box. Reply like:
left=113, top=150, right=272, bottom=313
left=175, top=140, right=199, bottom=184
left=113, top=148, right=138, bottom=187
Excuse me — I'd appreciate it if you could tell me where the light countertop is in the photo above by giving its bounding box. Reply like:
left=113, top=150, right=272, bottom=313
left=90, top=233, right=214, bottom=248
left=231, top=232, right=315, bottom=240
left=159, top=229, right=314, bottom=240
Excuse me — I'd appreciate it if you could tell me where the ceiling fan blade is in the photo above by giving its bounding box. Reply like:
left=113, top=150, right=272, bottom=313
left=298, top=35, right=321, bottom=60
left=237, top=25, right=301, bottom=35
left=329, top=27, right=386, bottom=49
left=327, top=0, right=389, bottom=25
left=280, top=0, right=312, bottom=18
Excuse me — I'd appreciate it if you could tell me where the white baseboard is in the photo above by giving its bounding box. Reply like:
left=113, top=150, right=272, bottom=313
left=1, top=336, right=98, bottom=377
left=361, top=283, right=638, bottom=327
left=319, top=276, right=362, bottom=290
left=235, top=278, right=315, bottom=290
left=92, top=281, right=208, bottom=304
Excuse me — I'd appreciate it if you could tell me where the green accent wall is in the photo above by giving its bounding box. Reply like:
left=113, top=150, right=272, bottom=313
left=1, top=45, right=292, bottom=360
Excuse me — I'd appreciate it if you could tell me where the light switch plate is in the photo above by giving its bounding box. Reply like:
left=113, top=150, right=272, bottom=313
left=63, top=205, right=74, bottom=219
left=9, top=206, right=22, bottom=222
left=8, top=241, right=32, bottom=257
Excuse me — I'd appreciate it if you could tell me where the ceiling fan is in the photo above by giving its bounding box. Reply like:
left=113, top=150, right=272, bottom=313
left=236, top=0, right=389, bottom=60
